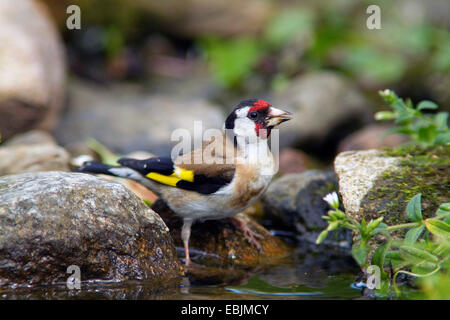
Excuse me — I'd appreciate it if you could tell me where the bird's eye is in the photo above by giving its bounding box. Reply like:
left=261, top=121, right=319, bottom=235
left=249, top=111, right=258, bottom=119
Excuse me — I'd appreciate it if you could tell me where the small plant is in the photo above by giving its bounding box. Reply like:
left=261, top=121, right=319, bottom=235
left=375, top=89, right=449, bottom=147
left=317, top=192, right=450, bottom=296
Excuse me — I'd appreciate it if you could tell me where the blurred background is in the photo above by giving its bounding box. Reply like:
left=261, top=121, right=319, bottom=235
left=1, top=0, right=449, bottom=168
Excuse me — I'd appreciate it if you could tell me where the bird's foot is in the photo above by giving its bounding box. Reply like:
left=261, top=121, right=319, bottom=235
left=230, top=216, right=264, bottom=252
left=182, top=257, right=202, bottom=268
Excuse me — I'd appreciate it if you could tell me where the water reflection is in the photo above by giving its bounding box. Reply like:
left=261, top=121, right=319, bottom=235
left=1, top=241, right=361, bottom=300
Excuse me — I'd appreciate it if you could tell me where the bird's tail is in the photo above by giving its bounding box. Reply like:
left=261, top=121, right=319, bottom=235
left=77, top=161, right=116, bottom=176
left=77, top=161, right=163, bottom=195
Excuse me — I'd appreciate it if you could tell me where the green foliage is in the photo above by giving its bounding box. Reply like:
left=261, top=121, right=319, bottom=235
left=341, top=44, right=406, bottom=83
left=317, top=192, right=450, bottom=297
left=200, top=37, right=262, bottom=88
left=198, top=4, right=450, bottom=90
left=264, top=9, right=314, bottom=50
left=418, top=270, right=450, bottom=300
left=143, top=199, right=153, bottom=207
left=375, top=90, right=450, bottom=147
left=199, top=8, right=313, bottom=88
left=86, top=138, right=120, bottom=165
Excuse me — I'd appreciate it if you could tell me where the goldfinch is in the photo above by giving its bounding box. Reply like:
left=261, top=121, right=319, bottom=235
left=78, top=99, right=292, bottom=265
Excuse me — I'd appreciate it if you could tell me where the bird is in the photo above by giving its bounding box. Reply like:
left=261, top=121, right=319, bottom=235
left=78, top=99, right=292, bottom=266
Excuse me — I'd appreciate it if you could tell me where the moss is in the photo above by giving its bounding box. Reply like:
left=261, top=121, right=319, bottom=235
left=360, top=145, right=449, bottom=225
left=314, top=182, right=338, bottom=197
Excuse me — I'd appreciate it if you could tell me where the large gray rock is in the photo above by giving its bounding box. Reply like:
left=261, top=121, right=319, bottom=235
left=274, top=71, right=372, bottom=149
left=335, top=147, right=449, bottom=224
left=0, top=172, right=181, bottom=288
left=261, top=170, right=349, bottom=244
left=0, top=0, right=65, bottom=140
left=55, top=79, right=225, bottom=155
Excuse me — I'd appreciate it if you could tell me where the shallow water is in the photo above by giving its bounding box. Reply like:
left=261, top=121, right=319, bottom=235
left=0, top=239, right=363, bottom=300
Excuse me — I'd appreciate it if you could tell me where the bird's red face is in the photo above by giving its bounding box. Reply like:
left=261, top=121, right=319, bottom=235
left=225, top=99, right=292, bottom=139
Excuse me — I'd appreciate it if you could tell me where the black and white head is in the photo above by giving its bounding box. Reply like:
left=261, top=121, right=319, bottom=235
left=224, top=99, right=292, bottom=140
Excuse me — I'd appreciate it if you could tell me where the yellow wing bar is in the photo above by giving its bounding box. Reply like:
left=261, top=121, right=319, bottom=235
left=145, top=166, right=194, bottom=187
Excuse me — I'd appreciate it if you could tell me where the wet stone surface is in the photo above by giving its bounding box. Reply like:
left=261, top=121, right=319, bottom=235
left=151, top=199, right=291, bottom=273
left=0, top=172, right=181, bottom=289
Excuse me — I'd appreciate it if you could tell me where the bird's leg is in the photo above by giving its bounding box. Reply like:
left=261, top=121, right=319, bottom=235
left=230, top=216, right=264, bottom=252
left=181, top=218, right=193, bottom=266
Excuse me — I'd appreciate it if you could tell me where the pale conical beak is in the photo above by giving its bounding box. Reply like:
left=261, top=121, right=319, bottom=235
left=266, top=107, right=293, bottom=127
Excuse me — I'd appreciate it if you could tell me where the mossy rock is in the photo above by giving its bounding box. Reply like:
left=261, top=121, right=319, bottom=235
left=335, top=145, right=449, bottom=226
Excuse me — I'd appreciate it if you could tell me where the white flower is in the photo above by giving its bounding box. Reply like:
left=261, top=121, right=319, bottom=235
left=323, top=192, right=339, bottom=209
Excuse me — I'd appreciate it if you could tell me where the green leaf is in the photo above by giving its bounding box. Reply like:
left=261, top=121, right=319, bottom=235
left=417, top=100, right=438, bottom=111
left=367, top=217, right=384, bottom=233
left=379, top=126, right=414, bottom=139
left=352, top=245, right=369, bottom=267
left=315, top=230, right=328, bottom=244
left=399, top=245, right=439, bottom=264
left=394, top=112, right=414, bottom=124
left=385, top=250, right=403, bottom=268
left=142, top=199, right=153, bottom=207
left=405, top=225, right=425, bottom=244
left=417, top=125, right=438, bottom=144
left=433, top=240, right=450, bottom=257
left=425, top=219, right=450, bottom=239
left=406, top=193, right=423, bottom=222
left=411, top=261, right=439, bottom=275
left=360, top=218, right=367, bottom=232
left=86, top=138, right=120, bottom=165
left=372, top=222, right=388, bottom=235
left=434, top=112, right=449, bottom=130
left=435, top=131, right=450, bottom=145
left=390, top=100, right=408, bottom=113
left=436, top=203, right=450, bottom=216
left=372, top=243, right=390, bottom=278
left=326, top=221, right=339, bottom=231
left=436, top=203, right=450, bottom=223
left=374, top=111, right=396, bottom=121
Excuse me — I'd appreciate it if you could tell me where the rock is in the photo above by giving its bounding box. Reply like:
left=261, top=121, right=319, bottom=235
left=393, top=0, right=450, bottom=28
left=3, top=130, right=57, bottom=147
left=0, top=172, right=181, bottom=288
left=151, top=199, right=290, bottom=270
left=334, top=146, right=449, bottom=224
left=426, top=74, right=450, bottom=113
left=261, top=170, right=347, bottom=243
left=278, top=148, right=313, bottom=174
left=135, top=0, right=274, bottom=37
left=43, top=0, right=274, bottom=37
left=0, top=142, right=70, bottom=176
left=274, top=71, right=372, bottom=152
left=338, top=124, right=409, bottom=152
left=54, top=79, right=225, bottom=155
left=0, top=0, right=65, bottom=141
